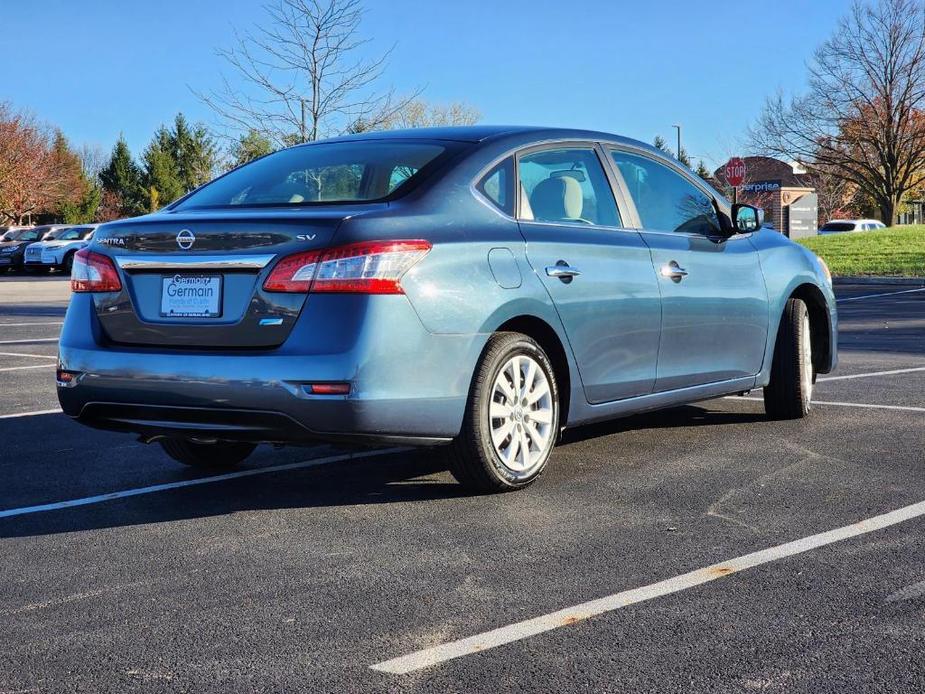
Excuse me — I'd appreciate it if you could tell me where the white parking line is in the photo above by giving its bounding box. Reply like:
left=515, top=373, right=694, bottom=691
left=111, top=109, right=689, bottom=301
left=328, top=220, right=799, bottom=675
left=370, top=499, right=925, bottom=674
left=817, top=366, right=925, bottom=382
left=728, top=396, right=925, bottom=413
left=0, top=447, right=404, bottom=519
left=0, top=408, right=61, bottom=419
left=0, top=364, right=55, bottom=373
left=0, top=321, right=63, bottom=327
left=0, top=338, right=58, bottom=345
left=837, top=287, right=925, bottom=302
left=0, top=352, right=58, bottom=360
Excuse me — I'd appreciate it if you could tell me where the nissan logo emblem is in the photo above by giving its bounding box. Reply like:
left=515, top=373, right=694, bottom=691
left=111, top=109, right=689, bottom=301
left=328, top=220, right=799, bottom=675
left=176, top=229, right=195, bottom=250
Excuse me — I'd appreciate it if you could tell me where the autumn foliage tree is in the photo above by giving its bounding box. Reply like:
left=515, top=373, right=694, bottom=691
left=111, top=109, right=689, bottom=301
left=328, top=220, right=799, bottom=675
left=0, top=104, right=85, bottom=224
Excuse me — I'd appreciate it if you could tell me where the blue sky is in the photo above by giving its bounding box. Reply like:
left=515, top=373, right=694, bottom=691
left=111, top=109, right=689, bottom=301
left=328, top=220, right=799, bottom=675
left=2, top=0, right=852, bottom=170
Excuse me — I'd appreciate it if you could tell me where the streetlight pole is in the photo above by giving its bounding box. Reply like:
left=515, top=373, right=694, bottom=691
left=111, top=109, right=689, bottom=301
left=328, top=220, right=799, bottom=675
left=672, top=124, right=682, bottom=163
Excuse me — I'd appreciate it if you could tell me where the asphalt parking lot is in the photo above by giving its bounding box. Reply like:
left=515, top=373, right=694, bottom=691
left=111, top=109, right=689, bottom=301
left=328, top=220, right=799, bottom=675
left=0, top=277, right=923, bottom=693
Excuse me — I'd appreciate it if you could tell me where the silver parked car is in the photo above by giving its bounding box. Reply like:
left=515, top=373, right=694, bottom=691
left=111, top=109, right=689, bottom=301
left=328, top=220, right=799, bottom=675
left=28, top=224, right=98, bottom=272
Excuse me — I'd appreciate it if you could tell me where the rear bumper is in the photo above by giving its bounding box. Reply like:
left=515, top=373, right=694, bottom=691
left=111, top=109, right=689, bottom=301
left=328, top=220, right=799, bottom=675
left=57, top=293, right=487, bottom=445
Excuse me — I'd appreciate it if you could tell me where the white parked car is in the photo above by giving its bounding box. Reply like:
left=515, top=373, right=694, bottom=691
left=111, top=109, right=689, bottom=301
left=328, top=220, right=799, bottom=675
left=818, top=219, right=886, bottom=235
left=24, top=225, right=97, bottom=272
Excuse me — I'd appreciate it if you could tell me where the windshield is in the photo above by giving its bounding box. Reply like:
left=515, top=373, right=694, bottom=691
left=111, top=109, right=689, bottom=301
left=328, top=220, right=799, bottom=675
left=42, top=228, right=79, bottom=241
left=820, top=222, right=855, bottom=232
left=172, top=140, right=453, bottom=211
left=2, top=229, right=32, bottom=241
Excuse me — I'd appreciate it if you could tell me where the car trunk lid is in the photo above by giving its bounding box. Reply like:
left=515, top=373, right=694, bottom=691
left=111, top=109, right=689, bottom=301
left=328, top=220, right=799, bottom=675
left=92, top=206, right=375, bottom=348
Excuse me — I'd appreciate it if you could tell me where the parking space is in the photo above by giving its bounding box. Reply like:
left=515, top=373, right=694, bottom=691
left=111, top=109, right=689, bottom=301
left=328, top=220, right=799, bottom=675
left=0, top=280, right=923, bottom=692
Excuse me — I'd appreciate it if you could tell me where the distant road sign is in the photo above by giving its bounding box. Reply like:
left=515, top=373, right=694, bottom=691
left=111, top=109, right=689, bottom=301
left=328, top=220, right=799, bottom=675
left=725, top=158, right=746, bottom=187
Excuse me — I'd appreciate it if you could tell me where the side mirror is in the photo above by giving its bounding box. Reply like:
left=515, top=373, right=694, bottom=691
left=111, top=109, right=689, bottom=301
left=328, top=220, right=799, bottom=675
left=732, top=204, right=762, bottom=233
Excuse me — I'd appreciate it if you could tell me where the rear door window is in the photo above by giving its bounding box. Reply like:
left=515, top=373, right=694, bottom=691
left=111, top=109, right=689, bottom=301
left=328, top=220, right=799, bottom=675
left=517, top=147, right=621, bottom=227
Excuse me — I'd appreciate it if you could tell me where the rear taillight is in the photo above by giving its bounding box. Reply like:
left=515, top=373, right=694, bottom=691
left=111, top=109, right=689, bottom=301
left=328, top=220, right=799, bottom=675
left=264, top=240, right=431, bottom=294
left=262, top=250, right=320, bottom=293
left=71, top=249, right=122, bottom=292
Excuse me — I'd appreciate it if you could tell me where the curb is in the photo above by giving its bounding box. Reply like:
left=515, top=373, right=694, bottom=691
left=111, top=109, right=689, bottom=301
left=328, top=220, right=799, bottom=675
left=834, top=276, right=925, bottom=286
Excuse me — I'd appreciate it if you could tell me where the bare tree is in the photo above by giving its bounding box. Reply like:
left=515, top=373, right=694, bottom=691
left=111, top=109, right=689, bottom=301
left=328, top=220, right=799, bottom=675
left=197, top=0, right=418, bottom=146
left=77, top=143, right=108, bottom=181
left=752, top=0, right=925, bottom=225
left=384, top=100, right=480, bottom=129
left=804, top=166, right=864, bottom=222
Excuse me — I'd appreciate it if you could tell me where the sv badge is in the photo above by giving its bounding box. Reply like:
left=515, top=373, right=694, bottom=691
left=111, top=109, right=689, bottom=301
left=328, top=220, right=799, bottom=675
left=296, top=234, right=316, bottom=241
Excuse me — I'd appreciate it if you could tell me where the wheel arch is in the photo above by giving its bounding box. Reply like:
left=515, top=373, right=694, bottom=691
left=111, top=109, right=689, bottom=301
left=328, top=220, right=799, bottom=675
left=495, top=314, right=573, bottom=429
left=788, top=282, right=832, bottom=374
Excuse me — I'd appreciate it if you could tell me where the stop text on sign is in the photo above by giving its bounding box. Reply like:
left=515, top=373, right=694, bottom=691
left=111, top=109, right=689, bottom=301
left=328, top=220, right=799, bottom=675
left=725, top=158, right=746, bottom=187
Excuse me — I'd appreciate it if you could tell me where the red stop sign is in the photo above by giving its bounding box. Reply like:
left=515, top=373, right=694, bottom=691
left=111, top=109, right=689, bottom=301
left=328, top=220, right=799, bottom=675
left=725, top=157, right=746, bottom=187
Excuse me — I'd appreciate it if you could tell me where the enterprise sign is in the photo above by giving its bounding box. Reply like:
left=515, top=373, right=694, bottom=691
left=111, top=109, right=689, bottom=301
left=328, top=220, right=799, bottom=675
left=741, top=180, right=781, bottom=193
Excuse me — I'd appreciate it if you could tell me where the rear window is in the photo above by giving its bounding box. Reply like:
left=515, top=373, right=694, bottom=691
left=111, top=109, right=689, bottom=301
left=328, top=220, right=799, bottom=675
left=820, top=222, right=855, bottom=232
left=172, top=141, right=454, bottom=211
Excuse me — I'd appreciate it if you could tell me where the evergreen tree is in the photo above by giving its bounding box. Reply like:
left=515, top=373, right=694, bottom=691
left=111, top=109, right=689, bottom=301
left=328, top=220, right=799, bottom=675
left=60, top=184, right=101, bottom=224
left=48, top=131, right=86, bottom=221
left=142, top=126, right=184, bottom=211
left=653, top=135, right=691, bottom=167
left=231, top=129, right=274, bottom=168
left=100, top=136, right=145, bottom=217
left=171, top=113, right=217, bottom=192
left=695, top=160, right=712, bottom=183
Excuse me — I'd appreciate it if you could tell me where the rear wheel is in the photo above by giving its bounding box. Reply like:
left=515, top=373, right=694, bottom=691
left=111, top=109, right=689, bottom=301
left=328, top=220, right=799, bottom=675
left=62, top=251, right=75, bottom=274
left=445, top=332, right=559, bottom=493
left=159, top=438, right=256, bottom=469
left=764, top=298, right=814, bottom=419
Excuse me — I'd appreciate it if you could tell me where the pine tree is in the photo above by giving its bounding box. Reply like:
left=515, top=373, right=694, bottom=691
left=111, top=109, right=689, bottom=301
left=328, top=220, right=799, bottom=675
left=48, top=131, right=85, bottom=221
left=143, top=126, right=184, bottom=211
left=695, top=160, right=712, bottom=183
left=100, top=136, right=145, bottom=217
left=653, top=135, right=691, bottom=167
left=231, top=129, right=274, bottom=168
left=171, top=113, right=217, bottom=192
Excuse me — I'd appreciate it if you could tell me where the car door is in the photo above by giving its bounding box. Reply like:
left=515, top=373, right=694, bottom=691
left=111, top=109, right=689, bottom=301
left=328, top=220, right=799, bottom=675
left=606, top=148, right=769, bottom=391
left=515, top=143, right=662, bottom=403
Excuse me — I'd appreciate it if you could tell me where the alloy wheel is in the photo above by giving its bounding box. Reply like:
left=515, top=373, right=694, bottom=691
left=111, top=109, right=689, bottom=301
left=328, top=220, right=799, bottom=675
left=489, top=354, right=555, bottom=475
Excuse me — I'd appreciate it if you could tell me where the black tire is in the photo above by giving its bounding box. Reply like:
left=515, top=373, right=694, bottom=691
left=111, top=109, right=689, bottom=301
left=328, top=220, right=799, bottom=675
left=159, top=438, right=256, bottom=468
left=445, top=332, right=560, bottom=493
left=62, top=252, right=75, bottom=274
left=763, top=298, right=814, bottom=420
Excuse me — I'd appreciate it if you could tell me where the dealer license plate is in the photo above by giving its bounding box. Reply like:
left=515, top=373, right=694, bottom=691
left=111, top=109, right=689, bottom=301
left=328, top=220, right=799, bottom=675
left=160, top=275, right=222, bottom=318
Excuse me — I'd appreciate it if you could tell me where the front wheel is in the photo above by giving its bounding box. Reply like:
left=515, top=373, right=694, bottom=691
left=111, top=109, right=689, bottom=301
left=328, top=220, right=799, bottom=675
left=764, top=298, right=814, bottom=419
left=445, top=332, right=560, bottom=493
left=159, top=438, right=256, bottom=469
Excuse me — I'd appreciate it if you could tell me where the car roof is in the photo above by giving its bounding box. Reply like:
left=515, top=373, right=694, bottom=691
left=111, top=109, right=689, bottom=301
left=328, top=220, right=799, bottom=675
left=308, top=124, right=660, bottom=151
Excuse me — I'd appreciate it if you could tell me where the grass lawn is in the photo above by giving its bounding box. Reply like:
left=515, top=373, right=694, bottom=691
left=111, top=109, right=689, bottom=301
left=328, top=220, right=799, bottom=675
left=797, top=225, right=925, bottom=277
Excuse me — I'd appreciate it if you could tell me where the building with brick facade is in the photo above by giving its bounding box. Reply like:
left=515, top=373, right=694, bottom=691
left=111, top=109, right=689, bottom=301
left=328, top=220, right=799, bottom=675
left=713, top=157, right=818, bottom=238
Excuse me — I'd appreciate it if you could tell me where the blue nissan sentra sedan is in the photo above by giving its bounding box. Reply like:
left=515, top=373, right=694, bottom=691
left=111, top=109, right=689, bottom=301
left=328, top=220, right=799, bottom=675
left=58, top=126, right=837, bottom=492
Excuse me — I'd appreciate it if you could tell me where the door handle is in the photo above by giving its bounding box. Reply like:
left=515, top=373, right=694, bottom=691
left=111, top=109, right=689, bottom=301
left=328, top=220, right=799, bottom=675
left=546, top=261, right=581, bottom=283
left=660, top=260, right=688, bottom=282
